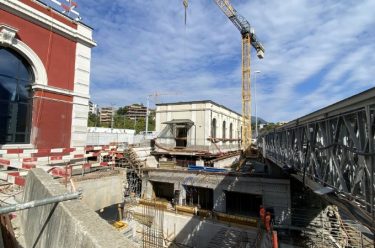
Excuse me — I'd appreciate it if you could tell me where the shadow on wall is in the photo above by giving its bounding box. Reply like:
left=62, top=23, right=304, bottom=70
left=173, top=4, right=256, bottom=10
left=139, top=156, right=320, bottom=247
left=20, top=169, right=136, bottom=248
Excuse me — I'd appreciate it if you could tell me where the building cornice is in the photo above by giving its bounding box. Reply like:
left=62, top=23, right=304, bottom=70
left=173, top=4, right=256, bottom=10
left=0, top=0, right=96, bottom=47
left=156, top=100, right=241, bottom=117
left=156, top=108, right=241, bottom=121
left=33, top=84, right=89, bottom=99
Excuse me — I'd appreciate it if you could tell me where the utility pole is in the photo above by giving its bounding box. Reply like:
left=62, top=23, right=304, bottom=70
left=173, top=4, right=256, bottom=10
left=110, top=103, right=116, bottom=131
left=254, top=70, right=261, bottom=138
left=145, top=96, right=150, bottom=134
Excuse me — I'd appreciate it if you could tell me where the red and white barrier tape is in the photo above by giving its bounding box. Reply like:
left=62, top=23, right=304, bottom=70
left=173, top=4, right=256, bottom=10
left=0, top=145, right=120, bottom=185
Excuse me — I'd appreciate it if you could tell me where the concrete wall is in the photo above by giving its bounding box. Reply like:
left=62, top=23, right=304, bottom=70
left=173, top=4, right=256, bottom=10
left=21, top=169, right=136, bottom=248
left=67, top=170, right=125, bottom=211
left=143, top=170, right=291, bottom=224
left=130, top=205, right=257, bottom=248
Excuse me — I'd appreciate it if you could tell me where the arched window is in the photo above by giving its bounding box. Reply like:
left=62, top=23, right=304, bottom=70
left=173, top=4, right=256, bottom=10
left=211, top=118, right=216, bottom=138
left=0, top=47, right=34, bottom=144
left=229, top=123, right=233, bottom=142
left=222, top=121, right=226, bottom=140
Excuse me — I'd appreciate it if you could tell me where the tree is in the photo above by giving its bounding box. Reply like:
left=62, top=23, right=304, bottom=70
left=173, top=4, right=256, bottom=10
left=259, top=122, right=279, bottom=134
left=116, top=107, right=128, bottom=116
left=112, top=114, right=156, bottom=134
left=88, top=113, right=100, bottom=127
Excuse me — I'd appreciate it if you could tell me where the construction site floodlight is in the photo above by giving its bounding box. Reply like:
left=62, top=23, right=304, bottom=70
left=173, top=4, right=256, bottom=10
left=256, top=49, right=264, bottom=59
left=254, top=41, right=265, bottom=59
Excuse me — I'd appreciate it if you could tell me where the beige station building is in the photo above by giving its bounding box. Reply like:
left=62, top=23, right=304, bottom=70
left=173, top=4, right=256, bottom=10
left=155, top=100, right=242, bottom=154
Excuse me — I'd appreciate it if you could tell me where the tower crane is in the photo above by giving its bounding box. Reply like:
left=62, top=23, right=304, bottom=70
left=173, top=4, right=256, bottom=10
left=184, top=0, right=265, bottom=151
left=214, top=0, right=265, bottom=151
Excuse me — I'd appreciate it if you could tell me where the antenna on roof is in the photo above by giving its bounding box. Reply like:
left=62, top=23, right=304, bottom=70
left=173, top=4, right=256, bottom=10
left=49, top=0, right=81, bottom=21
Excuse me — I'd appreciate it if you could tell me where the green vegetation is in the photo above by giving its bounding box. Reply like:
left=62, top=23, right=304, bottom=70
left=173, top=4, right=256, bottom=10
left=258, top=122, right=287, bottom=134
left=87, top=111, right=155, bottom=134
left=116, top=106, right=128, bottom=116
left=88, top=113, right=100, bottom=127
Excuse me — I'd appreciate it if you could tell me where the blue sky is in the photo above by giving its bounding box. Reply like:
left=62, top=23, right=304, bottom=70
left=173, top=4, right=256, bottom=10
left=47, top=0, right=374, bottom=122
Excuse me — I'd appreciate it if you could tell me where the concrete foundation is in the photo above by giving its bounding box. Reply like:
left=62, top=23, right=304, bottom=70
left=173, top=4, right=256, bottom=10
left=20, top=169, right=136, bottom=248
left=142, top=169, right=291, bottom=224
left=130, top=205, right=257, bottom=247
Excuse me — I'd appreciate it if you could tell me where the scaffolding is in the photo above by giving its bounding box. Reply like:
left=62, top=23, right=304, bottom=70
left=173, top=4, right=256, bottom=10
left=273, top=207, right=374, bottom=247
left=115, top=148, right=143, bottom=198
left=142, top=203, right=164, bottom=248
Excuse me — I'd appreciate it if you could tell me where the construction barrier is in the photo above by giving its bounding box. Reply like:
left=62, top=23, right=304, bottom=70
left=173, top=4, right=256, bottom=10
left=0, top=145, right=122, bottom=186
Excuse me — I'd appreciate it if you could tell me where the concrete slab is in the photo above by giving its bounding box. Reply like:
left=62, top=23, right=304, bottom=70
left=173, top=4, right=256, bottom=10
left=143, top=169, right=292, bottom=225
left=20, top=169, right=136, bottom=248
left=129, top=205, right=257, bottom=248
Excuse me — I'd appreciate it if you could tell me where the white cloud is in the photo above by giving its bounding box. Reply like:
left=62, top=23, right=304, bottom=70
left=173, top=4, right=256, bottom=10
left=70, top=0, right=375, bottom=122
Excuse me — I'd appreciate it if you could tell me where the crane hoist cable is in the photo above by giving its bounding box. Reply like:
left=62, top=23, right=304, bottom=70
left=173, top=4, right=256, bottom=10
left=183, top=0, right=188, bottom=26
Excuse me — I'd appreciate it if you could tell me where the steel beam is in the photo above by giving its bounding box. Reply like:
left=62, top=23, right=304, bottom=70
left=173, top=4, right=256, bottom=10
left=259, top=87, right=375, bottom=220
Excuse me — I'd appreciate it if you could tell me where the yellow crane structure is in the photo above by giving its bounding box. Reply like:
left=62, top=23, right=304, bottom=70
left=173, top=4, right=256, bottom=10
left=214, top=0, right=265, bottom=151
left=184, top=0, right=265, bottom=151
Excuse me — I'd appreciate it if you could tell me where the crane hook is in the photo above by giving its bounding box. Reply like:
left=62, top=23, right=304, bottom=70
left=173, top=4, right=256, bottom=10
left=183, top=0, right=188, bottom=26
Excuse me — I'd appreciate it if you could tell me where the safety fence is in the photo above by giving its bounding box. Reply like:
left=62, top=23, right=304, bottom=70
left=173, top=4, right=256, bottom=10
left=86, top=132, right=154, bottom=147
left=0, top=145, right=123, bottom=186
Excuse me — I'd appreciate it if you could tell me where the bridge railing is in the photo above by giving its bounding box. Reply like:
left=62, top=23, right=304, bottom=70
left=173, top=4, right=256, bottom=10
left=258, top=87, right=375, bottom=226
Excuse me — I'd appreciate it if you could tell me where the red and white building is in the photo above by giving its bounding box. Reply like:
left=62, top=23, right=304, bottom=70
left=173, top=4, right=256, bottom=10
left=0, top=0, right=96, bottom=149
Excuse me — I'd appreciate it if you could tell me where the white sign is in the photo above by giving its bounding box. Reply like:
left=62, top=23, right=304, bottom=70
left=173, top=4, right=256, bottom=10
left=48, top=0, right=81, bottom=20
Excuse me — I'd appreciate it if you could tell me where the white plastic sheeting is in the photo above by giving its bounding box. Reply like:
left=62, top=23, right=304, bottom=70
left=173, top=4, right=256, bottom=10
left=86, top=128, right=135, bottom=145
left=86, top=128, right=157, bottom=146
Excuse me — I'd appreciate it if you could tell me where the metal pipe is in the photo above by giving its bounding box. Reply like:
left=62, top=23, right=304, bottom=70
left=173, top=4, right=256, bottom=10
left=254, top=70, right=261, bottom=139
left=0, top=190, right=82, bottom=214
left=145, top=96, right=149, bottom=134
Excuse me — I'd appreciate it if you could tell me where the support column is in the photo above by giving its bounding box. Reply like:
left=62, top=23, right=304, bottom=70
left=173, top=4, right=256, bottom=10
left=213, top=188, right=226, bottom=212
left=142, top=179, right=154, bottom=200
left=174, top=182, right=186, bottom=205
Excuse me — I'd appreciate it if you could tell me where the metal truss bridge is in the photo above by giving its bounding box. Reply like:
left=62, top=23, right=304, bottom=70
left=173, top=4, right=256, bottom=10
left=258, top=87, right=375, bottom=231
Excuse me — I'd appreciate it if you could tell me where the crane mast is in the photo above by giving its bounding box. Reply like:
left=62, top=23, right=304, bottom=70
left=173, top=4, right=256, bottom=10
left=213, top=0, right=265, bottom=151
